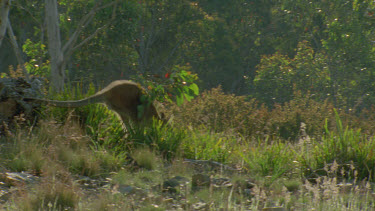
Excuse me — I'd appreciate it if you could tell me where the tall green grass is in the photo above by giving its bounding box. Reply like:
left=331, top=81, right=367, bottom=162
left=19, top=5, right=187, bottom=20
left=240, top=137, right=296, bottom=182
left=300, top=111, right=375, bottom=181
left=181, top=130, right=235, bottom=163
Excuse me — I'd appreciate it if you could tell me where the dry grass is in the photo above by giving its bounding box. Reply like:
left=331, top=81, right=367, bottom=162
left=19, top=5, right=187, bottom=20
left=1, top=88, right=375, bottom=210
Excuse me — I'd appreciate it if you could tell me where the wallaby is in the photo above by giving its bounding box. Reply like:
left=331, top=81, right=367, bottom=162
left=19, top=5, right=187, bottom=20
left=25, top=80, right=162, bottom=125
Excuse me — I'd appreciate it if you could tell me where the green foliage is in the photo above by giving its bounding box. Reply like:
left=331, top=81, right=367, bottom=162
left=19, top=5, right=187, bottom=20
left=181, top=131, right=235, bottom=163
left=6, top=0, right=375, bottom=110
left=121, top=119, right=186, bottom=160
left=22, top=39, right=50, bottom=77
left=5, top=1, right=375, bottom=208
left=252, top=1, right=375, bottom=109
left=252, top=41, right=331, bottom=107
left=130, top=148, right=161, bottom=170
left=134, top=67, right=200, bottom=106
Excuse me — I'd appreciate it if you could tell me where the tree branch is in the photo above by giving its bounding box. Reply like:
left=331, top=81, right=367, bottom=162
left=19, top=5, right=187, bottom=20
left=65, top=0, right=119, bottom=58
left=67, top=25, right=106, bottom=58
left=156, top=38, right=183, bottom=74
left=61, top=1, right=100, bottom=54
left=62, top=0, right=117, bottom=56
left=7, top=19, right=30, bottom=80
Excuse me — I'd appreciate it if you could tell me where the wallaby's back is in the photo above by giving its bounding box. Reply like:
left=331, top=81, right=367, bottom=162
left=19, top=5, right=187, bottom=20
left=25, top=80, right=161, bottom=123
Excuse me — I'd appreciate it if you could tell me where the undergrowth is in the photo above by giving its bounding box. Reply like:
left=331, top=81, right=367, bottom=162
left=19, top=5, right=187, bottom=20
left=1, top=85, right=375, bottom=210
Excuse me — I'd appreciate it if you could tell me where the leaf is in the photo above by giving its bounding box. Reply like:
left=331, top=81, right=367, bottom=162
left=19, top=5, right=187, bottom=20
left=183, top=86, right=189, bottom=93
left=184, top=93, right=194, bottom=101
left=176, top=94, right=184, bottom=106
left=189, top=83, right=199, bottom=95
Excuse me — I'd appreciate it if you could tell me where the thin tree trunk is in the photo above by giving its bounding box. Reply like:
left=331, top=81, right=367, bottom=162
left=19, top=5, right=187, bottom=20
left=44, top=0, right=117, bottom=92
left=45, top=0, right=65, bottom=92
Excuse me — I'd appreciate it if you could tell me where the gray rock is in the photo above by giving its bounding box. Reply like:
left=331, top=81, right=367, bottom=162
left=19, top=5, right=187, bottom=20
left=192, top=174, right=210, bottom=191
left=163, top=176, right=189, bottom=193
left=263, top=207, right=286, bottom=211
left=3, top=172, right=38, bottom=185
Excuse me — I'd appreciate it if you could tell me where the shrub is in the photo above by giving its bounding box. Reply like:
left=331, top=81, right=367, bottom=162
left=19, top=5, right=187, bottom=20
left=171, top=87, right=338, bottom=140
left=170, top=87, right=269, bottom=138
left=266, top=90, right=335, bottom=140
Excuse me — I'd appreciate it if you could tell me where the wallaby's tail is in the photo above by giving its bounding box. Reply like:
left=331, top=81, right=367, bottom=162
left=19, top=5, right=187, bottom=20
left=24, top=95, right=104, bottom=108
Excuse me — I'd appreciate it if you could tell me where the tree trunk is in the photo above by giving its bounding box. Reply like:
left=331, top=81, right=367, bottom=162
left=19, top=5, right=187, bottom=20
left=0, top=0, right=11, bottom=47
left=45, top=0, right=65, bottom=92
left=7, top=20, right=29, bottom=79
left=44, top=0, right=116, bottom=92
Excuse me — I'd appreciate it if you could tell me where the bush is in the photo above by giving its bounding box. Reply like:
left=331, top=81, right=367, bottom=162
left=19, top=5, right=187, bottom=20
left=267, top=90, right=335, bottom=140
left=170, top=87, right=269, bottom=138
left=171, top=87, right=338, bottom=140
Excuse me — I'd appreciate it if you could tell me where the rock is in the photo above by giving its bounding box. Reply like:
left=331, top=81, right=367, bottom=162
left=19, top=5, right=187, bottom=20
left=162, top=176, right=189, bottom=193
left=0, top=182, right=10, bottom=203
left=262, top=207, right=286, bottom=211
left=76, top=176, right=109, bottom=190
left=211, top=177, right=232, bottom=188
left=117, top=184, right=134, bottom=194
left=234, top=179, right=256, bottom=190
left=184, top=159, right=238, bottom=174
left=192, top=174, right=210, bottom=191
left=192, top=202, right=208, bottom=210
left=112, top=184, right=146, bottom=197
left=1, top=172, right=38, bottom=186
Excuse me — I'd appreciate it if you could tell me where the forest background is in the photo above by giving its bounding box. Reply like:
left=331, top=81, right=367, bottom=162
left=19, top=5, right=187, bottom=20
left=1, top=0, right=374, bottom=110
left=1, top=0, right=375, bottom=210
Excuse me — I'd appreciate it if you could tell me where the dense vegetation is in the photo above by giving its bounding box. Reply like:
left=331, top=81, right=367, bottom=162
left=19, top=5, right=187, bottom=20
left=1, top=0, right=375, bottom=210
left=3, top=0, right=375, bottom=108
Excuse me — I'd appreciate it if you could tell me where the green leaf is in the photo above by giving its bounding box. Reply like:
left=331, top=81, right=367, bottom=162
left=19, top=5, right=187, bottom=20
left=176, top=94, right=184, bottom=106
left=183, top=86, right=189, bottom=93
left=189, top=83, right=199, bottom=95
left=184, top=93, right=194, bottom=101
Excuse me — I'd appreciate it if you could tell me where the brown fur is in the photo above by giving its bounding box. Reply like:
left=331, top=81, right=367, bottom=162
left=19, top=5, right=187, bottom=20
left=26, top=80, right=161, bottom=125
